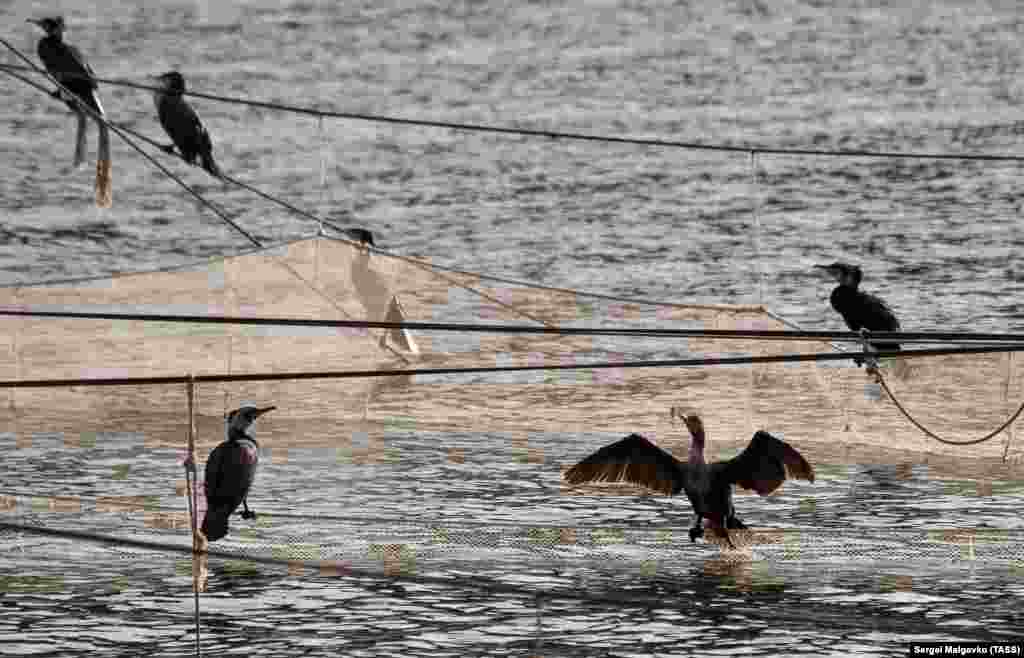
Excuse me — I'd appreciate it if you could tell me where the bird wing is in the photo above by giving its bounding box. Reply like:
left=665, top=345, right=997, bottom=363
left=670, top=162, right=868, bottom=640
left=715, top=431, right=814, bottom=496
left=158, top=97, right=213, bottom=159
left=63, top=43, right=97, bottom=81
left=860, top=291, right=900, bottom=331
left=203, top=441, right=227, bottom=500
left=564, top=433, right=687, bottom=496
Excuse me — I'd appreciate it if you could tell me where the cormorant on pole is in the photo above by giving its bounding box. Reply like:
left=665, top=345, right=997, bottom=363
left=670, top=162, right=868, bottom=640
left=814, top=262, right=901, bottom=354
left=201, top=405, right=274, bottom=542
left=27, top=16, right=112, bottom=207
left=152, top=71, right=221, bottom=178
left=564, top=410, right=814, bottom=548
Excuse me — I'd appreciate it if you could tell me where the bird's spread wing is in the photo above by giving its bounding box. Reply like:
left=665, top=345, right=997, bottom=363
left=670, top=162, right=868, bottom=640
left=564, top=433, right=687, bottom=495
left=716, top=431, right=814, bottom=496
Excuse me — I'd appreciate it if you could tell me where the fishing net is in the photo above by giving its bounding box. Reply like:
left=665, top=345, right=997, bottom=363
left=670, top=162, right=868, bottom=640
left=1, top=236, right=1023, bottom=655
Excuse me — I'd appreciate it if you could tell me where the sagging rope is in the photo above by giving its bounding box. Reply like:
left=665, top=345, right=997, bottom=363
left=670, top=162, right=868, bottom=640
left=859, top=332, right=1024, bottom=447
left=3, top=62, right=1024, bottom=163
left=0, top=345, right=1018, bottom=389
left=2, top=308, right=1023, bottom=345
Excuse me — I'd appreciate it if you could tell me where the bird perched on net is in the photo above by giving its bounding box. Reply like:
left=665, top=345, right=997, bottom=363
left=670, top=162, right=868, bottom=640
left=344, top=228, right=376, bottom=247
left=815, top=262, right=900, bottom=358
left=201, top=405, right=274, bottom=542
left=152, top=71, right=221, bottom=178
left=563, top=410, right=814, bottom=548
left=27, top=16, right=112, bottom=207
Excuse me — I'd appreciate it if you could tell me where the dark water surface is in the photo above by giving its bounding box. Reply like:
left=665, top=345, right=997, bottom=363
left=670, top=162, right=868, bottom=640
left=3, top=0, right=1024, bottom=655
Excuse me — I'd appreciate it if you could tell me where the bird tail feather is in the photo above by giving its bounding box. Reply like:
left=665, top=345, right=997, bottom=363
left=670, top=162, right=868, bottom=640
left=88, top=90, right=105, bottom=117
left=201, top=507, right=230, bottom=542
left=95, top=123, right=112, bottom=208
left=84, top=89, right=112, bottom=208
left=200, top=151, right=221, bottom=179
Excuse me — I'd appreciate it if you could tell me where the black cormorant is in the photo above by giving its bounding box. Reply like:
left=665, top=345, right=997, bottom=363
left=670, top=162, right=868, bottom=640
left=27, top=16, right=111, bottom=206
left=152, top=71, right=221, bottom=178
left=201, top=405, right=274, bottom=542
left=564, top=410, right=814, bottom=548
left=814, top=262, right=900, bottom=353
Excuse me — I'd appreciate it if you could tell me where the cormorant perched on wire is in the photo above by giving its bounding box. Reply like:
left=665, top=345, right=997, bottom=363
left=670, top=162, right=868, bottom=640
left=152, top=71, right=221, bottom=178
left=201, top=405, right=274, bottom=542
left=814, top=262, right=901, bottom=353
left=27, top=16, right=111, bottom=207
left=564, top=410, right=814, bottom=548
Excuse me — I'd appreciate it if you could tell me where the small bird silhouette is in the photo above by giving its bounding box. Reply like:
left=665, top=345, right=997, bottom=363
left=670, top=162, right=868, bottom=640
left=152, top=71, right=221, bottom=178
left=27, top=16, right=112, bottom=206
left=201, top=405, right=274, bottom=541
left=815, top=262, right=900, bottom=355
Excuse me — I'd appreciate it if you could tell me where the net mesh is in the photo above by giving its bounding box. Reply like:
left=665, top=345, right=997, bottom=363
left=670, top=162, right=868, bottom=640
left=1, top=236, right=1023, bottom=603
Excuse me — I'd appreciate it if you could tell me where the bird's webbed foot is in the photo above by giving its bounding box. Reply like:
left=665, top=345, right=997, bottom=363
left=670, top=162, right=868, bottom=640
left=161, top=143, right=177, bottom=155
left=241, top=500, right=256, bottom=520
left=688, top=523, right=704, bottom=543
left=726, top=516, right=747, bottom=530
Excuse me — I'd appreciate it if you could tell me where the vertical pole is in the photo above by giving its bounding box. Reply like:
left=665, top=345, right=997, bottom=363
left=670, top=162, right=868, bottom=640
left=749, top=151, right=765, bottom=306
left=317, top=115, right=326, bottom=236
left=532, top=593, right=544, bottom=656
left=183, top=375, right=203, bottom=656
left=1003, top=351, right=1016, bottom=462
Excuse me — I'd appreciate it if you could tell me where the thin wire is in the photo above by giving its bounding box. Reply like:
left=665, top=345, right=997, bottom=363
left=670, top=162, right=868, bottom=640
left=2, top=308, right=1023, bottom=344
left=2, top=62, right=1023, bottom=162
left=0, top=345, right=1018, bottom=389
left=0, top=44, right=262, bottom=249
left=749, top=151, right=765, bottom=306
left=2, top=489, right=1021, bottom=536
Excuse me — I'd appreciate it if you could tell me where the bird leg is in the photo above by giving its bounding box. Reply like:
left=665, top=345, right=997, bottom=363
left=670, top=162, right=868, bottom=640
left=72, top=110, right=87, bottom=168
left=241, top=498, right=256, bottom=520
left=688, top=515, right=704, bottom=543
left=726, top=515, right=747, bottom=530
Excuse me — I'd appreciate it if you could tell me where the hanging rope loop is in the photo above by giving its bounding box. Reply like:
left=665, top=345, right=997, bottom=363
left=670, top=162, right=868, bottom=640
left=875, top=365, right=1024, bottom=448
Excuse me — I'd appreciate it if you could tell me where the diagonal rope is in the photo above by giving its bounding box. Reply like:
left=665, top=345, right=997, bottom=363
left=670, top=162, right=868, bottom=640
left=3, top=62, right=1024, bottom=162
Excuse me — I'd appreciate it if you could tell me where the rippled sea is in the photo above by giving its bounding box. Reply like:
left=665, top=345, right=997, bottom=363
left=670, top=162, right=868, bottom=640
left=2, top=0, right=1024, bottom=655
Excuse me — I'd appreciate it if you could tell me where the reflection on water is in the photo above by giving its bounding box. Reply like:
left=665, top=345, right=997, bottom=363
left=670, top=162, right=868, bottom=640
left=2, top=423, right=1022, bottom=657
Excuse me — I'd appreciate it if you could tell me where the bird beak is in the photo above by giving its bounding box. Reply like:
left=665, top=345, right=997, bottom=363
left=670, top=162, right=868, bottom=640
left=26, top=18, right=40, bottom=25
left=255, top=406, right=276, bottom=416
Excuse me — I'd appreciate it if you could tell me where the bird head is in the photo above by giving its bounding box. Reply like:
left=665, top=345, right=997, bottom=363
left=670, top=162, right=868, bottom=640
left=681, top=413, right=704, bottom=439
left=226, top=405, right=275, bottom=435
left=670, top=407, right=705, bottom=439
left=27, top=17, right=65, bottom=36
left=814, top=262, right=862, bottom=288
left=153, top=71, right=186, bottom=94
